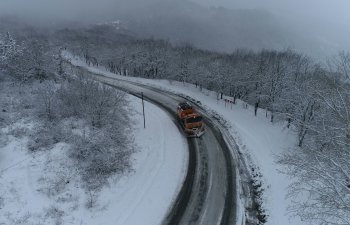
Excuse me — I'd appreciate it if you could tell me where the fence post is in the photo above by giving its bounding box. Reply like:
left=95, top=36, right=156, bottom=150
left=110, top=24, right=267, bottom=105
left=142, top=92, right=146, bottom=128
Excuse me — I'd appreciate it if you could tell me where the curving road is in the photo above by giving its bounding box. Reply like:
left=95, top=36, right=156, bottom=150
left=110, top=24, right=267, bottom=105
left=67, top=62, right=257, bottom=225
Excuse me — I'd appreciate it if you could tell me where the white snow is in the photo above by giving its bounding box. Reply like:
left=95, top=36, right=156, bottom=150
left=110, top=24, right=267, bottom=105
left=63, top=51, right=307, bottom=225
left=0, top=94, right=188, bottom=225
left=79, top=96, right=188, bottom=225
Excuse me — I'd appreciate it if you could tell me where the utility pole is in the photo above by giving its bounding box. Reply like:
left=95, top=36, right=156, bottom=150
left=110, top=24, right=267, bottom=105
left=141, top=92, right=146, bottom=128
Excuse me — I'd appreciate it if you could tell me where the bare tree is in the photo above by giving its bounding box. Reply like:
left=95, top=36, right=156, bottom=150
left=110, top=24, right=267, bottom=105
left=335, top=52, right=350, bottom=82
left=0, top=32, right=22, bottom=70
left=38, top=81, right=57, bottom=121
left=279, top=72, right=350, bottom=225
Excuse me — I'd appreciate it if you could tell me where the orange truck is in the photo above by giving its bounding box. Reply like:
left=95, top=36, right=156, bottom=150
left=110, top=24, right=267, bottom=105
left=177, top=102, right=205, bottom=137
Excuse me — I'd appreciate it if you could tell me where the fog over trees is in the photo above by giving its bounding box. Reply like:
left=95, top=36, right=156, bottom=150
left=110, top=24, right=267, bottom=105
left=1, top=0, right=350, bottom=58
left=1, top=1, right=350, bottom=224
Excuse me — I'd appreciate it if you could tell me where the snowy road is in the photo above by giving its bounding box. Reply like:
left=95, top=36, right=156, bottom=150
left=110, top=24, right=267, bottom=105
left=67, top=67, right=239, bottom=225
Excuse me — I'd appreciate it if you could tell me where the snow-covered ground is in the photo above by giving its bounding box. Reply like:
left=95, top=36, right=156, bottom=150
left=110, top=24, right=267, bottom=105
left=0, top=94, right=188, bottom=225
left=64, top=52, right=307, bottom=225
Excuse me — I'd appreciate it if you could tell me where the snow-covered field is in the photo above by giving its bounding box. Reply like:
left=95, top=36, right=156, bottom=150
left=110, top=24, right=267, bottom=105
left=64, top=52, right=307, bottom=225
left=0, top=94, right=188, bottom=225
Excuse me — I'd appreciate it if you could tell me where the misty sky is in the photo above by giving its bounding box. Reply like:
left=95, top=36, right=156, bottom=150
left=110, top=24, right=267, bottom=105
left=1, top=0, right=349, bottom=26
left=197, top=0, right=350, bottom=44
left=197, top=0, right=350, bottom=28
left=0, top=0, right=349, bottom=56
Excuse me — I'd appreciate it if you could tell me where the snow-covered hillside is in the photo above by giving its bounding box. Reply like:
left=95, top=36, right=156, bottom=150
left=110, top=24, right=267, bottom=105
left=1, top=50, right=313, bottom=225
left=0, top=94, right=187, bottom=225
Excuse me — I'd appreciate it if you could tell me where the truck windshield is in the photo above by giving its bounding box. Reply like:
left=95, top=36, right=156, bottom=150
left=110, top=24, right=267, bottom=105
left=179, top=102, right=192, bottom=110
left=186, top=116, right=202, bottom=123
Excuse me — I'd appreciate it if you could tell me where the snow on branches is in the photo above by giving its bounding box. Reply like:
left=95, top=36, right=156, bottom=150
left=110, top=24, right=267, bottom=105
left=0, top=32, right=21, bottom=64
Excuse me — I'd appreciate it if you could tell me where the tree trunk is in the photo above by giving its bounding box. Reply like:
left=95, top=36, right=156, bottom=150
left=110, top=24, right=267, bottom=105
left=270, top=111, right=274, bottom=122
left=254, top=102, right=259, bottom=116
left=287, top=118, right=291, bottom=128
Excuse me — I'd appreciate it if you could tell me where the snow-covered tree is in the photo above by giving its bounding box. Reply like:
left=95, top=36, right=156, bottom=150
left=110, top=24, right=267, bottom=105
left=0, top=32, right=21, bottom=68
left=279, top=68, right=350, bottom=225
left=335, top=51, right=350, bottom=82
left=3, top=30, right=56, bottom=82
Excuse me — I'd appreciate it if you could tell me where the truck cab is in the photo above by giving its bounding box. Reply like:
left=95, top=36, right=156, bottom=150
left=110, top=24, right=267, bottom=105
left=177, top=102, right=205, bottom=137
